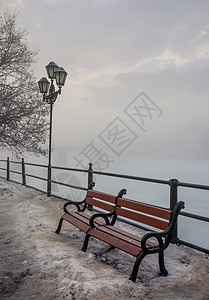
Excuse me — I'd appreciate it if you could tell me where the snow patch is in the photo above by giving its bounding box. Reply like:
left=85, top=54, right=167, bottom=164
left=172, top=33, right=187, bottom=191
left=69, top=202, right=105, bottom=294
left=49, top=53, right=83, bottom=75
left=0, top=179, right=209, bottom=299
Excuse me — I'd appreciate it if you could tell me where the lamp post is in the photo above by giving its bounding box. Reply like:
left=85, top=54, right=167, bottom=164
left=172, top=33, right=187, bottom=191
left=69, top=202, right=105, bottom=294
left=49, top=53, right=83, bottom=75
left=38, top=62, right=67, bottom=196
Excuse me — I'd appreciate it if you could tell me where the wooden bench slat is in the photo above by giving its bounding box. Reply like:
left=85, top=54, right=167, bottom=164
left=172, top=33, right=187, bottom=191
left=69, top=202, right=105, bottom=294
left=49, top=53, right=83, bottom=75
left=117, top=198, right=171, bottom=220
left=62, top=212, right=104, bottom=233
left=89, top=227, right=142, bottom=257
left=98, top=226, right=142, bottom=247
left=72, top=211, right=89, bottom=221
left=86, top=197, right=115, bottom=212
left=96, top=225, right=156, bottom=249
left=103, top=225, right=157, bottom=248
left=87, top=190, right=116, bottom=203
left=63, top=213, right=90, bottom=233
left=76, top=212, right=107, bottom=226
left=116, top=207, right=169, bottom=230
left=65, top=211, right=104, bottom=226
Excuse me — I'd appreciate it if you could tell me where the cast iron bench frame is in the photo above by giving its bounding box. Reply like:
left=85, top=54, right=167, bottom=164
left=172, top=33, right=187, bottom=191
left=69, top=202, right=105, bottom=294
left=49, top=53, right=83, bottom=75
left=56, top=188, right=184, bottom=282
left=82, top=196, right=184, bottom=282
left=55, top=186, right=127, bottom=236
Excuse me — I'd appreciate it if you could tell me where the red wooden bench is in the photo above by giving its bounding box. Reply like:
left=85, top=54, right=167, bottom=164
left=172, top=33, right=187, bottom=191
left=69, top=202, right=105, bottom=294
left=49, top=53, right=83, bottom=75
left=82, top=197, right=185, bottom=282
left=55, top=188, right=127, bottom=236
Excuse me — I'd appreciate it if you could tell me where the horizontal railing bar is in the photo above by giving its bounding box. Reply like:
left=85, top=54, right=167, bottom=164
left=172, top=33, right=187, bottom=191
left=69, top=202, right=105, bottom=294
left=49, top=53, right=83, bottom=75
left=52, top=165, right=88, bottom=173
left=178, top=182, right=209, bottom=190
left=3, top=159, right=209, bottom=190
left=25, top=173, right=48, bottom=181
left=50, top=193, right=88, bottom=202
left=50, top=193, right=71, bottom=202
left=180, top=211, right=209, bottom=222
left=1, top=156, right=209, bottom=254
left=9, top=160, right=22, bottom=164
left=51, top=180, right=87, bottom=191
left=25, top=162, right=48, bottom=168
left=25, top=184, right=46, bottom=194
left=8, top=179, right=21, bottom=185
left=93, top=170, right=170, bottom=185
left=178, top=239, right=209, bottom=255
left=0, top=159, right=6, bottom=162
left=10, top=170, right=21, bottom=175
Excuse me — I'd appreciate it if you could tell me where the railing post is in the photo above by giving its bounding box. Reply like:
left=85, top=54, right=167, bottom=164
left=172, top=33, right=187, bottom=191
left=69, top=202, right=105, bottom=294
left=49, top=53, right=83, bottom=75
left=22, top=158, right=26, bottom=185
left=169, top=178, right=179, bottom=243
left=87, top=163, right=94, bottom=210
left=7, top=157, right=10, bottom=181
left=88, top=163, right=93, bottom=188
left=47, top=165, right=51, bottom=197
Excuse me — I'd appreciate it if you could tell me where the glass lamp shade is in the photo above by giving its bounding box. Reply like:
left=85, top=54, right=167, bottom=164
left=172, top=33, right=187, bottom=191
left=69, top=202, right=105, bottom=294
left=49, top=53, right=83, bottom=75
left=38, top=77, right=50, bottom=94
left=54, top=67, right=68, bottom=87
left=45, top=61, right=59, bottom=79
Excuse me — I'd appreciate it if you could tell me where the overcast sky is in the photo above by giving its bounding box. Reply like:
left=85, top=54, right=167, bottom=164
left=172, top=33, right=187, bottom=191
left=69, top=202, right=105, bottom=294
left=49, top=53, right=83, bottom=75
left=1, top=0, right=209, bottom=173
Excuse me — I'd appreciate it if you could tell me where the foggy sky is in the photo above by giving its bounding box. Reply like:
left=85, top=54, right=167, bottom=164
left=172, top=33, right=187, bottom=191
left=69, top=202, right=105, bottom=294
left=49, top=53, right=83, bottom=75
left=1, top=0, right=209, bottom=166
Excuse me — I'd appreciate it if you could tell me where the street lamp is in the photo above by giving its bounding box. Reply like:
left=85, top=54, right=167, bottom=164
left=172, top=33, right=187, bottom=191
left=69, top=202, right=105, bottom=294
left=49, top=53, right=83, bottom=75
left=38, top=62, right=67, bottom=196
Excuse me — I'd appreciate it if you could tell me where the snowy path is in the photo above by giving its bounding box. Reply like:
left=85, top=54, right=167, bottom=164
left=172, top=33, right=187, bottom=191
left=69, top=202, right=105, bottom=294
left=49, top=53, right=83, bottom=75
left=0, top=179, right=209, bottom=299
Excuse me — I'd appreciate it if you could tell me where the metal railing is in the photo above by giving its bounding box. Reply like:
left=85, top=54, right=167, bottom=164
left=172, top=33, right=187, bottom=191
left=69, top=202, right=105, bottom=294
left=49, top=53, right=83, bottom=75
left=0, top=157, right=209, bottom=254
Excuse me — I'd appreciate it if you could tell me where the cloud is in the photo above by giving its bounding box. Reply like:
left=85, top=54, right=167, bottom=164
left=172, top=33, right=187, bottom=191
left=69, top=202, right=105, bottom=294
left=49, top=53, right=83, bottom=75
left=130, top=50, right=193, bottom=73
left=197, top=25, right=209, bottom=38
left=197, top=43, right=209, bottom=59
left=116, top=67, right=209, bottom=97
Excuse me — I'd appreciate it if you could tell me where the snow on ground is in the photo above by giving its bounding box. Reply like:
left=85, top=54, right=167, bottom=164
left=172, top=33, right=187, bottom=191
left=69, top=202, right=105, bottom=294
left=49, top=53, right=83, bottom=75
left=0, top=179, right=209, bottom=300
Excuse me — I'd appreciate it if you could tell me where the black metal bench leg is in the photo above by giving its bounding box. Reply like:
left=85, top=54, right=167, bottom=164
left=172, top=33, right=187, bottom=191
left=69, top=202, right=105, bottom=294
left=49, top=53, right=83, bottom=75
left=129, top=252, right=146, bottom=282
left=55, top=218, right=64, bottom=234
left=158, top=251, right=168, bottom=276
left=82, top=234, right=90, bottom=252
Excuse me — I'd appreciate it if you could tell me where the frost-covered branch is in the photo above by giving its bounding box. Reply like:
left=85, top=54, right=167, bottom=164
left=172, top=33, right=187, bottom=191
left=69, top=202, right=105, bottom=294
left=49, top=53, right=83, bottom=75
left=0, top=9, right=49, bottom=156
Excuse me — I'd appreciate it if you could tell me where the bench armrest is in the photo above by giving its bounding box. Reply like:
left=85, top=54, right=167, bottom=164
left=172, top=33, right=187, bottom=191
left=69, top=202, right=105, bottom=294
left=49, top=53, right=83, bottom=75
left=89, top=210, right=116, bottom=228
left=63, top=199, right=86, bottom=214
left=89, top=188, right=127, bottom=228
left=141, top=201, right=185, bottom=254
left=64, top=182, right=96, bottom=214
left=141, top=232, right=164, bottom=254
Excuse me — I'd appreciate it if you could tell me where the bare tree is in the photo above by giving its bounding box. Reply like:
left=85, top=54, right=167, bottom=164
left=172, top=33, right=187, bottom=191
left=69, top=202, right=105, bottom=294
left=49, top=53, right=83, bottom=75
left=0, top=9, right=49, bottom=156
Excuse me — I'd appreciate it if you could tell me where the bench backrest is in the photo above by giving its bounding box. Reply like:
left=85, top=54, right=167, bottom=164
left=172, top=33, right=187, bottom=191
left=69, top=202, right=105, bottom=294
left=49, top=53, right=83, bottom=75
left=86, top=190, right=117, bottom=212
left=116, top=198, right=172, bottom=230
